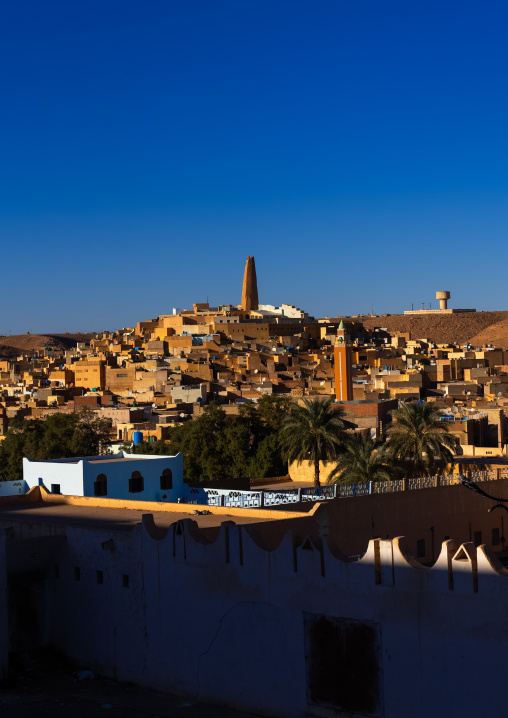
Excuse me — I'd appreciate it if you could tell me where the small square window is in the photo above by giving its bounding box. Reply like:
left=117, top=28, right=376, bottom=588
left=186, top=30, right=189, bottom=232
left=122, top=574, right=129, bottom=588
left=74, top=566, right=80, bottom=581
left=96, top=570, right=104, bottom=585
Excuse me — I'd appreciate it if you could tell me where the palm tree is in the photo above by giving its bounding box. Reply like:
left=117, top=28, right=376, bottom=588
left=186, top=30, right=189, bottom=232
left=280, top=397, right=347, bottom=488
left=327, top=433, right=395, bottom=485
left=386, top=401, right=455, bottom=477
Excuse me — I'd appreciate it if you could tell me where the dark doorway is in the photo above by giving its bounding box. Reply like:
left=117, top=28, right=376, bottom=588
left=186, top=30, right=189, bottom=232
left=304, top=613, right=383, bottom=716
left=8, top=571, right=48, bottom=652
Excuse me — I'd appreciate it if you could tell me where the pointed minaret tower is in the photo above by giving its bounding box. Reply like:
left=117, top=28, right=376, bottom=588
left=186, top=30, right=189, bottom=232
left=241, top=256, right=259, bottom=312
left=334, top=321, right=354, bottom=401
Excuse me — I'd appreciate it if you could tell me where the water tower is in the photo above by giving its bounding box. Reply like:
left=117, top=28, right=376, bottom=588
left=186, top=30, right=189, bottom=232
left=436, top=291, right=450, bottom=310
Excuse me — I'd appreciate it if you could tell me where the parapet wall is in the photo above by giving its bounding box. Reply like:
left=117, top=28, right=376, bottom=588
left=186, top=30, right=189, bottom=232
left=325, top=475, right=508, bottom=561
left=27, top=509, right=508, bottom=718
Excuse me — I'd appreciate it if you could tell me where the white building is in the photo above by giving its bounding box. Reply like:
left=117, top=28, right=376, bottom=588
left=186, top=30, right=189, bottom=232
left=23, top=452, right=184, bottom=503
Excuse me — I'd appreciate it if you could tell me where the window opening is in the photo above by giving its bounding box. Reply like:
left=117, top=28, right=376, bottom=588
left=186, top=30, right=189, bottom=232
left=94, top=473, right=107, bottom=497
left=129, top=471, right=144, bottom=493
left=160, top=468, right=173, bottom=490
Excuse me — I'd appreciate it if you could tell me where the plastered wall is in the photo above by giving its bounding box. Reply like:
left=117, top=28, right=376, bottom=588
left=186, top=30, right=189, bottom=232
left=11, top=511, right=508, bottom=718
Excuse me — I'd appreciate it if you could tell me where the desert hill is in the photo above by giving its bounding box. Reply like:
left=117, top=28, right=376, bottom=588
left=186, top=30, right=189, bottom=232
left=468, top=318, right=508, bottom=350
left=0, top=333, right=95, bottom=359
left=361, top=311, right=508, bottom=347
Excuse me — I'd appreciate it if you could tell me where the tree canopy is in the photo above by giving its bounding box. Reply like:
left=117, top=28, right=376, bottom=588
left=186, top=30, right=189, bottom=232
left=280, top=397, right=347, bottom=487
left=386, top=401, right=455, bottom=477
left=0, top=408, right=112, bottom=482
left=128, top=396, right=293, bottom=483
left=327, top=433, right=397, bottom=485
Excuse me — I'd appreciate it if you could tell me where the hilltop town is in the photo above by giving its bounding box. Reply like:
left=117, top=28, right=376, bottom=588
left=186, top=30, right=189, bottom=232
left=0, top=258, right=507, bottom=466
left=2, top=259, right=508, bottom=718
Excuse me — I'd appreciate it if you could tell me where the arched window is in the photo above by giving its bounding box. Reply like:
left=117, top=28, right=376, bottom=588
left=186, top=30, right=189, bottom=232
left=94, top=473, right=107, bottom=497
left=129, top=470, right=144, bottom=493
left=160, top=468, right=173, bottom=490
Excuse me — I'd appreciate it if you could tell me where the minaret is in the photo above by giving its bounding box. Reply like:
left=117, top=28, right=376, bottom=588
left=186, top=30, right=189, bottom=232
left=241, top=256, right=259, bottom=312
left=334, top=321, right=354, bottom=401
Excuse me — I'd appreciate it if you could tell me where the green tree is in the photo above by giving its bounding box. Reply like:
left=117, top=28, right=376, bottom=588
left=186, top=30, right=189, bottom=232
left=0, top=409, right=112, bottom=483
left=250, top=432, right=286, bottom=479
left=257, top=395, right=294, bottom=432
left=237, top=396, right=291, bottom=478
left=167, top=403, right=230, bottom=482
left=327, top=433, right=396, bottom=485
left=386, top=401, right=455, bottom=477
left=280, top=397, right=346, bottom=488
left=70, top=407, right=112, bottom=456
left=125, top=439, right=174, bottom=455
left=120, top=397, right=301, bottom=483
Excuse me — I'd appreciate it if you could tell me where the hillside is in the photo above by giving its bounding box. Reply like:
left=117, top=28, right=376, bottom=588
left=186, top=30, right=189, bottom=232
left=468, top=318, right=508, bottom=350
left=0, top=333, right=95, bottom=359
left=361, top=311, right=508, bottom=347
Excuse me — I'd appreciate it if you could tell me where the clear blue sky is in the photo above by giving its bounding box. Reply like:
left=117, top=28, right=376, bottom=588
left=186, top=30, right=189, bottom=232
left=1, top=1, right=507, bottom=333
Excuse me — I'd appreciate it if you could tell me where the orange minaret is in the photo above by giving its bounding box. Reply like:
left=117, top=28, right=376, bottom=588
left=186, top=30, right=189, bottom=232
left=334, top=321, right=353, bottom=401
left=241, top=255, right=259, bottom=312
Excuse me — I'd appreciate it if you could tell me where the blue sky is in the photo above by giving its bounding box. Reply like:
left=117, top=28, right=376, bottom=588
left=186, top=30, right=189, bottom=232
left=1, top=1, right=507, bottom=333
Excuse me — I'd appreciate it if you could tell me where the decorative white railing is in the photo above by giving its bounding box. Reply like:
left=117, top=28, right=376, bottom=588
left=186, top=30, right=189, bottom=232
left=184, top=468, right=508, bottom=507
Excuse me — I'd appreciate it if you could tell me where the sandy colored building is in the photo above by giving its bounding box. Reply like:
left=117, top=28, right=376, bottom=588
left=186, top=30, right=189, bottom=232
left=73, top=361, right=105, bottom=390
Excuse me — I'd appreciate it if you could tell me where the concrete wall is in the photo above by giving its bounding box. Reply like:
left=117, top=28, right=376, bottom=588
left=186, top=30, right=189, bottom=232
left=13, top=514, right=508, bottom=718
left=105, top=366, right=137, bottom=392
left=24, top=458, right=84, bottom=495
